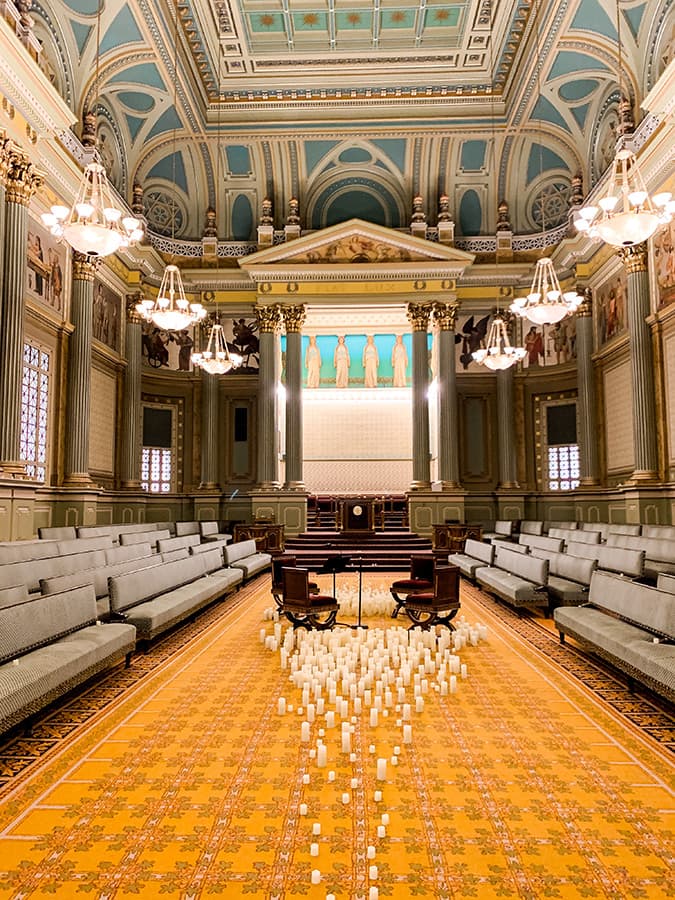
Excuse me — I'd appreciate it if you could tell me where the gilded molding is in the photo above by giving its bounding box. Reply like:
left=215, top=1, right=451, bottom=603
left=0, top=136, right=12, bottom=184
left=281, top=304, right=306, bottom=332
left=576, top=287, right=593, bottom=318
left=407, top=302, right=432, bottom=331
left=432, top=301, right=459, bottom=331
left=72, top=251, right=97, bottom=281
left=126, top=293, right=143, bottom=324
left=255, top=304, right=281, bottom=333
left=4, top=148, right=42, bottom=205
left=618, top=242, right=648, bottom=274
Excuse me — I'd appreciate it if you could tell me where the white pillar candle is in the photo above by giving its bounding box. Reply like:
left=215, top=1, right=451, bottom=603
left=259, top=628, right=267, bottom=643
left=390, top=755, right=398, bottom=766
left=309, top=748, right=316, bottom=759
left=311, top=869, right=321, bottom=884
left=440, top=681, right=448, bottom=696
left=393, top=745, right=400, bottom=755
left=369, top=865, right=378, bottom=880
left=301, top=721, right=310, bottom=743
left=364, top=689, right=372, bottom=706
left=325, top=711, right=335, bottom=728
left=376, top=758, right=387, bottom=781
left=277, top=697, right=286, bottom=715
left=377, top=825, right=386, bottom=838
left=316, top=698, right=325, bottom=715
left=374, top=789, right=383, bottom=802
left=310, top=842, right=319, bottom=857
left=350, top=777, right=358, bottom=789
left=299, top=803, right=308, bottom=816
left=317, top=745, right=327, bottom=768
left=349, top=752, right=357, bottom=763
left=307, top=703, right=315, bottom=723
left=450, top=675, right=457, bottom=693
left=367, top=845, right=376, bottom=859
left=461, top=663, right=468, bottom=679
left=381, top=813, right=390, bottom=825
left=369, top=888, right=379, bottom=900
left=303, top=773, right=311, bottom=784
left=403, top=724, right=412, bottom=744
left=342, top=792, right=350, bottom=804
left=341, top=732, right=351, bottom=753
left=415, top=696, right=424, bottom=713
left=402, top=703, right=411, bottom=721
left=328, top=770, right=335, bottom=782
left=370, top=707, right=378, bottom=727
left=312, top=822, right=321, bottom=835
left=353, top=697, right=362, bottom=714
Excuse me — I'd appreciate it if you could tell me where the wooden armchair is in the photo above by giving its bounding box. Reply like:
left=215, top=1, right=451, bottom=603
left=281, top=567, right=339, bottom=630
left=390, top=554, right=436, bottom=618
left=403, top=565, right=461, bottom=631
left=271, top=554, right=318, bottom=607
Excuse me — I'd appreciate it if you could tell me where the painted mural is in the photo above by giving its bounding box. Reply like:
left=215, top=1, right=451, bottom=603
left=595, top=268, right=627, bottom=347
left=26, top=225, right=65, bottom=316
left=93, top=280, right=121, bottom=352
left=142, top=323, right=194, bottom=371
left=654, top=218, right=675, bottom=309
left=300, top=333, right=413, bottom=388
left=521, top=319, right=577, bottom=368
left=285, top=235, right=423, bottom=264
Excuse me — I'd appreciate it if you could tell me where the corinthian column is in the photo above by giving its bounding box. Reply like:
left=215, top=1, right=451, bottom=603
left=64, top=252, right=96, bottom=485
left=575, top=290, right=599, bottom=485
left=120, top=296, right=142, bottom=488
left=432, top=301, right=461, bottom=489
left=255, top=303, right=281, bottom=489
left=200, top=361, right=220, bottom=490
left=282, top=304, right=305, bottom=490
left=407, top=302, right=432, bottom=490
left=0, top=148, right=42, bottom=472
left=620, top=244, right=658, bottom=481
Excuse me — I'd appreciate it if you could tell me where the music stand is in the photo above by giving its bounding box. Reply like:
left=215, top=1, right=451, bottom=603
left=317, top=553, right=351, bottom=598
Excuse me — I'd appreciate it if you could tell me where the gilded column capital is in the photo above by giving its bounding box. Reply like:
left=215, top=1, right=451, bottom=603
left=5, top=149, right=42, bottom=205
left=281, top=304, right=306, bottom=333
left=72, top=250, right=97, bottom=281
left=576, top=287, right=593, bottom=318
left=432, top=301, right=459, bottom=331
left=407, top=302, right=432, bottom=331
left=0, top=136, right=12, bottom=184
left=126, top=293, right=143, bottom=324
left=255, top=304, right=281, bottom=333
left=619, top=242, right=648, bottom=274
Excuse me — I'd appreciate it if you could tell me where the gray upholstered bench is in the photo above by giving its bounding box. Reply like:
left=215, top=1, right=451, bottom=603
left=482, top=520, right=516, bottom=542
left=108, top=549, right=242, bottom=642
left=120, top=529, right=170, bottom=550
left=554, top=571, right=675, bottom=701
left=475, top=547, right=549, bottom=610
left=157, top=534, right=201, bottom=555
left=606, top=534, right=675, bottom=580
left=518, top=534, right=564, bottom=554
left=175, top=521, right=200, bottom=537
left=548, top=527, right=600, bottom=547
left=565, top=541, right=645, bottom=579
left=519, top=520, right=544, bottom=536
left=222, top=539, right=272, bottom=579
left=200, top=521, right=232, bottom=543
left=642, top=525, right=675, bottom=541
left=448, top=538, right=494, bottom=580
left=0, top=547, right=110, bottom=595
left=0, top=584, right=136, bottom=735
left=530, top=551, right=596, bottom=607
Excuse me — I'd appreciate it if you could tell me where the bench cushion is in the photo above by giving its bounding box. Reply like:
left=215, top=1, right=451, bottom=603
left=223, top=539, right=258, bottom=565
left=588, top=571, right=675, bottom=639
left=518, top=534, right=564, bottom=553
left=520, top=521, right=544, bottom=536
left=0, top=549, right=108, bottom=595
left=229, top=552, right=272, bottom=578
left=157, top=534, right=201, bottom=554
left=566, top=542, right=645, bottom=578
left=175, top=521, right=200, bottom=537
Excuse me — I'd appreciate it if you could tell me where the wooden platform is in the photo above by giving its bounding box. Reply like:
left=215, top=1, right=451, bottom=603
left=283, top=529, right=432, bottom=571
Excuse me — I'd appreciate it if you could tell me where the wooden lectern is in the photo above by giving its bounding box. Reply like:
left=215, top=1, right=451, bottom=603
left=339, top=498, right=375, bottom=535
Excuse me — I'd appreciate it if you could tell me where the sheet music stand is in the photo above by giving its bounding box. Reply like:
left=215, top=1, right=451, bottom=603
left=317, top=553, right=351, bottom=598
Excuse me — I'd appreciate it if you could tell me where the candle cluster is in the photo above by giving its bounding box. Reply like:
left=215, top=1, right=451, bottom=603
left=261, top=610, right=488, bottom=893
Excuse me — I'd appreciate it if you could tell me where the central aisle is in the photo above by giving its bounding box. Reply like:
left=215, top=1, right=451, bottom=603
left=0, top=576, right=672, bottom=899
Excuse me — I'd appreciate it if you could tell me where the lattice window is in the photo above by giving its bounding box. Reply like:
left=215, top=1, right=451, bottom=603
left=141, top=447, right=173, bottom=493
left=547, top=444, right=580, bottom=491
left=20, top=342, right=50, bottom=482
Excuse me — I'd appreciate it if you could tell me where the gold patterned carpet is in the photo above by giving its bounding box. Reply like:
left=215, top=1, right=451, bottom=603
left=0, top=575, right=673, bottom=899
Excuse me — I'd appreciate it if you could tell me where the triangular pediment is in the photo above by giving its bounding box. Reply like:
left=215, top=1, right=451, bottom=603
left=239, top=219, right=474, bottom=270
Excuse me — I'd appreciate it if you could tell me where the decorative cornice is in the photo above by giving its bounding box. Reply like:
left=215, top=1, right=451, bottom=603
left=281, top=304, right=306, bottom=333
left=407, top=302, right=432, bottom=331
left=619, top=243, right=648, bottom=274
left=255, top=304, right=282, bottom=333
left=432, top=301, right=459, bottom=331
left=72, top=251, right=97, bottom=281
left=4, top=147, right=41, bottom=204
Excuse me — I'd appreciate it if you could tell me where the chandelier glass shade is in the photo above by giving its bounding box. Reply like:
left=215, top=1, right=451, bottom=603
left=41, top=163, right=143, bottom=257
left=472, top=316, right=526, bottom=371
left=136, top=264, right=206, bottom=331
left=509, top=257, right=583, bottom=325
left=574, top=146, right=673, bottom=247
left=191, top=323, right=243, bottom=374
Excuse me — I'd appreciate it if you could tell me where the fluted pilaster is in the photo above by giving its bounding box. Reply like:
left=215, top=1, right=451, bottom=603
left=282, top=304, right=305, bottom=490
left=621, top=244, right=658, bottom=481
left=433, top=301, right=461, bottom=489
left=200, top=365, right=220, bottom=489
left=575, top=291, right=599, bottom=485
left=407, top=303, right=432, bottom=490
left=64, top=252, right=96, bottom=485
left=497, top=367, right=518, bottom=488
left=120, top=297, right=142, bottom=487
left=0, top=148, right=41, bottom=471
left=255, top=304, right=281, bottom=489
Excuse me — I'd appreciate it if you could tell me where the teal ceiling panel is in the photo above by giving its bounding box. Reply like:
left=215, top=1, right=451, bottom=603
left=305, top=141, right=339, bottom=175
left=125, top=114, right=145, bottom=141
left=559, top=79, right=599, bottom=102
left=338, top=147, right=372, bottom=163
left=70, top=21, right=92, bottom=57
left=335, top=10, right=373, bottom=31
left=226, top=145, right=252, bottom=176
left=459, top=189, right=482, bottom=236
left=109, top=63, right=165, bottom=91
left=424, top=6, right=462, bottom=28
left=117, top=91, right=154, bottom=112
left=292, top=11, right=328, bottom=31
left=99, top=4, right=143, bottom=54
left=148, top=151, right=187, bottom=193
left=624, top=3, right=646, bottom=38
left=531, top=95, right=571, bottom=133
left=63, top=0, right=98, bottom=13
left=326, top=191, right=387, bottom=227
left=381, top=9, right=416, bottom=29
left=248, top=12, right=285, bottom=32
left=527, top=144, right=569, bottom=183
left=371, top=139, right=406, bottom=173
left=146, top=106, right=181, bottom=140
left=571, top=0, right=617, bottom=40
left=571, top=103, right=590, bottom=130
left=231, top=194, right=254, bottom=241
left=460, top=140, right=487, bottom=171
left=549, top=50, right=610, bottom=79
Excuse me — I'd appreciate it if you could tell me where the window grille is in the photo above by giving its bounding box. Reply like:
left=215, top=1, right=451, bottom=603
left=20, top=342, right=50, bottom=481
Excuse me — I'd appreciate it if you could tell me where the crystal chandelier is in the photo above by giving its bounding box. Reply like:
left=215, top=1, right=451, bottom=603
left=510, top=257, right=583, bottom=325
left=191, top=322, right=243, bottom=374
left=136, top=265, right=206, bottom=331
left=42, top=163, right=143, bottom=257
left=472, top=316, right=526, bottom=370
left=574, top=144, right=673, bottom=247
